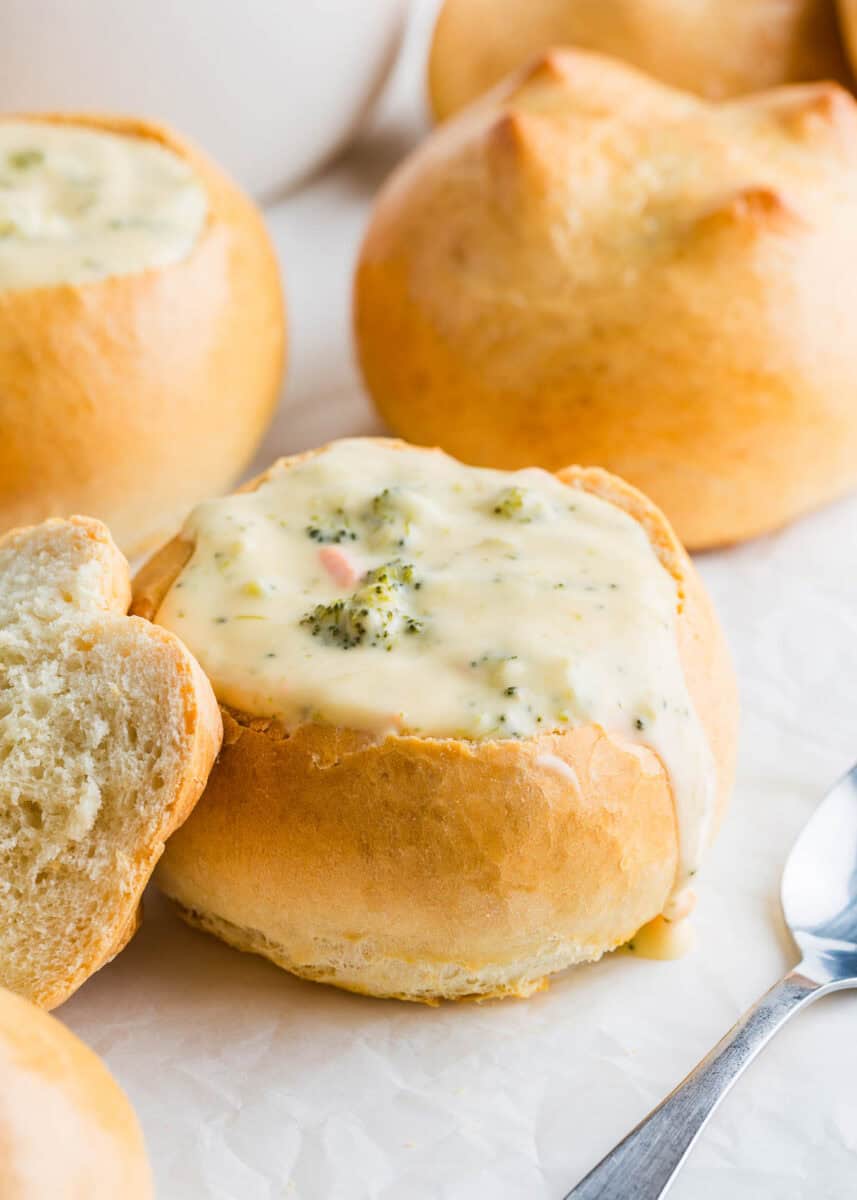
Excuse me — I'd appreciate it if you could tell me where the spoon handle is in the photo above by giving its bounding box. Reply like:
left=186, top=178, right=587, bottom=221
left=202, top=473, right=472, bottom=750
left=563, top=970, right=820, bottom=1200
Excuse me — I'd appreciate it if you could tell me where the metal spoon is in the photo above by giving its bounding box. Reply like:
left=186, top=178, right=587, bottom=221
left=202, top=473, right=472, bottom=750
left=564, top=762, right=857, bottom=1200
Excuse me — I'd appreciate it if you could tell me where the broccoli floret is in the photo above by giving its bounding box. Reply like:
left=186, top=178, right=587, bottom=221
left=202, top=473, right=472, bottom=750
left=364, top=560, right=417, bottom=589
left=8, top=148, right=43, bottom=170
left=491, top=486, right=547, bottom=522
left=363, top=487, right=413, bottom=550
left=300, top=560, right=423, bottom=649
left=305, top=505, right=357, bottom=545
left=369, top=488, right=399, bottom=523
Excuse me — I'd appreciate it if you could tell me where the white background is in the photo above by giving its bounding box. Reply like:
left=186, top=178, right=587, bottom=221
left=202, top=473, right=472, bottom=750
left=63, top=7, right=857, bottom=1197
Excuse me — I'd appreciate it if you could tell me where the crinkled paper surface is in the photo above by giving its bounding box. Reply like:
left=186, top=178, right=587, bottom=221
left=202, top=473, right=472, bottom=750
left=63, top=6, right=857, bottom=1195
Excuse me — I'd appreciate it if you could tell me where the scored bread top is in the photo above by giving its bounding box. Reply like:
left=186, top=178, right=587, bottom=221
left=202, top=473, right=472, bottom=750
left=409, top=50, right=857, bottom=308
left=139, top=438, right=717, bottom=889
left=356, top=50, right=857, bottom=549
left=0, top=516, right=222, bottom=1008
left=428, top=0, right=852, bottom=120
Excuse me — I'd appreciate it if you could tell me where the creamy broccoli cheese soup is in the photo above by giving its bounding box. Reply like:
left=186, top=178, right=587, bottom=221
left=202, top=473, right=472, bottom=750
left=155, top=440, right=716, bottom=884
left=0, top=121, right=207, bottom=288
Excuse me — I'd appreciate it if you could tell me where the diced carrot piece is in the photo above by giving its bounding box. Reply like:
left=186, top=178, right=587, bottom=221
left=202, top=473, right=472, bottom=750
left=318, top=546, right=359, bottom=588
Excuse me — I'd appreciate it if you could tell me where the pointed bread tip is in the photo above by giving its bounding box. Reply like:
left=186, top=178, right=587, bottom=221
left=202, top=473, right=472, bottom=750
left=696, top=186, right=806, bottom=238
left=791, top=83, right=855, bottom=125
left=484, top=110, right=536, bottom=156
left=756, top=82, right=857, bottom=150
left=518, top=48, right=573, bottom=89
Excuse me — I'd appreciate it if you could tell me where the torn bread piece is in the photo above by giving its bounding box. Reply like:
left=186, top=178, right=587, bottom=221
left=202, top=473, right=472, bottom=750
left=0, top=516, right=221, bottom=1008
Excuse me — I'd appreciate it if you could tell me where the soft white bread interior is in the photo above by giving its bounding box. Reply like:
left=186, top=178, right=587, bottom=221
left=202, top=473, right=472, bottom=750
left=0, top=986, right=152, bottom=1199
left=429, top=0, right=852, bottom=119
left=132, top=443, right=737, bottom=1003
left=0, top=516, right=221, bottom=1008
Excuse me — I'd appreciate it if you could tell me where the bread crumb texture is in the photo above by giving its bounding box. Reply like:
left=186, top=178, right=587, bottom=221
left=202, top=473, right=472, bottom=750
left=0, top=516, right=220, bottom=1008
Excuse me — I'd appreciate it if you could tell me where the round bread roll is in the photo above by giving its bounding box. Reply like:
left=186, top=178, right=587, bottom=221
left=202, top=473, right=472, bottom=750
left=839, top=0, right=857, bottom=73
left=355, top=51, right=857, bottom=549
left=0, top=113, right=285, bottom=558
left=132, top=438, right=737, bottom=1002
left=0, top=986, right=152, bottom=1198
left=428, top=0, right=852, bottom=120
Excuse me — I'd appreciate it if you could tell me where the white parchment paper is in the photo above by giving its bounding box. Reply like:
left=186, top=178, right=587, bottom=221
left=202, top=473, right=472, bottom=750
left=63, top=7, right=857, bottom=1196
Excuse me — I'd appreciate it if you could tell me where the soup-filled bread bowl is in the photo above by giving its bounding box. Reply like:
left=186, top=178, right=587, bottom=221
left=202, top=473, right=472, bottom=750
left=0, top=113, right=285, bottom=556
left=355, top=51, right=857, bottom=549
left=133, top=438, right=737, bottom=1002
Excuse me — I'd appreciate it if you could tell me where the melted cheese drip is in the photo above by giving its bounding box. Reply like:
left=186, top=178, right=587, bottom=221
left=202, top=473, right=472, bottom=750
left=155, top=440, right=716, bottom=885
left=629, top=888, right=698, bottom=959
left=629, top=916, right=696, bottom=960
left=0, top=121, right=207, bottom=288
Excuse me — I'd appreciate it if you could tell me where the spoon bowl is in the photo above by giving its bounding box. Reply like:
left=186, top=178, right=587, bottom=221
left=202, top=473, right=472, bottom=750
left=565, top=761, right=857, bottom=1199
left=781, top=762, right=857, bottom=984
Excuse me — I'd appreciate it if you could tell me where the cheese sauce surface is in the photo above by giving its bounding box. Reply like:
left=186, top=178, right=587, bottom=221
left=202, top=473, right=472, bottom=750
left=156, top=440, right=716, bottom=882
left=0, top=121, right=207, bottom=288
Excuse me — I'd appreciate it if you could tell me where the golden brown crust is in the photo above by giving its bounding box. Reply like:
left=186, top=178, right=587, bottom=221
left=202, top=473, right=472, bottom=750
left=0, top=988, right=152, bottom=1198
left=160, top=718, right=678, bottom=1001
left=130, top=533, right=195, bottom=622
left=839, top=0, right=857, bottom=76
left=131, top=440, right=737, bottom=1001
left=0, top=111, right=286, bottom=558
left=101, top=901, right=144, bottom=970
left=356, top=52, right=857, bottom=548
left=428, top=0, right=852, bottom=120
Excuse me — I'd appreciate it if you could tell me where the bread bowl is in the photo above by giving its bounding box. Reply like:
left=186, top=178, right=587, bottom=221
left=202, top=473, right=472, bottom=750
left=428, top=0, right=852, bottom=120
left=355, top=51, right=857, bottom=549
left=0, top=113, right=285, bottom=557
left=0, top=515, right=222, bottom=1008
left=0, top=986, right=152, bottom=1198
left=132, top=438, right=737, bottom=1002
